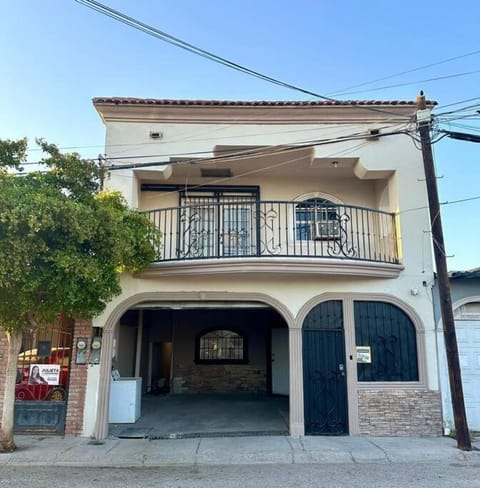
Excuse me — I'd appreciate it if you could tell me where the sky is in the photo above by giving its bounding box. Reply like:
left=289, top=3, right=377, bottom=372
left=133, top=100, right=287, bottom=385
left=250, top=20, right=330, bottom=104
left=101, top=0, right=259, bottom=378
left=1, top=0, right=479, bottom=271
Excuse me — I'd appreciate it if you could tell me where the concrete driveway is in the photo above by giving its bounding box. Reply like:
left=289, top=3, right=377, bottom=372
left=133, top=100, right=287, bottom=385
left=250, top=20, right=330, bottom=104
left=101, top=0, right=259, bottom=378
left=109, top=393, right=289, bottom=439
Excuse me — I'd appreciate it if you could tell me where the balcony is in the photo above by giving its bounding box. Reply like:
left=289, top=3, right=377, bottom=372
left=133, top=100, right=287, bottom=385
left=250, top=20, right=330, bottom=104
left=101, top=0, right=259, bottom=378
left=141, top=201, right=402, bottom=278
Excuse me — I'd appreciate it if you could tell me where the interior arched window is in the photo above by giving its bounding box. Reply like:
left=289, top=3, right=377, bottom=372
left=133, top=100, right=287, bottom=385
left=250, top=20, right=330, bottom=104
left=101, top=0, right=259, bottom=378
left=196, top=329, right=247, bottom=364
left=295, top=198, right=339, bottom=240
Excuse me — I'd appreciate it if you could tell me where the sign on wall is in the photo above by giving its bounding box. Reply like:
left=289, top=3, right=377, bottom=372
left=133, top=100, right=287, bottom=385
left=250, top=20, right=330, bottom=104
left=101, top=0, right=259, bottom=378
left=28, top=364, right=60, bottom=386
left=356, top=346, right=372, bottom=364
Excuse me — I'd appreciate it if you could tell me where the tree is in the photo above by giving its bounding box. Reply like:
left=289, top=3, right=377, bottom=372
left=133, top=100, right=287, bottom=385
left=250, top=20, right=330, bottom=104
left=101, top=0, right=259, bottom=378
left=0, top=139, right=160, bottom=452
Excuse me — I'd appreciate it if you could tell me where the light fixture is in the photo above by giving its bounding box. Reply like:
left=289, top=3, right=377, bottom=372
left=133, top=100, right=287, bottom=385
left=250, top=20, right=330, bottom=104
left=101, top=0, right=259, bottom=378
left=331, top=160, right=339, bottom=169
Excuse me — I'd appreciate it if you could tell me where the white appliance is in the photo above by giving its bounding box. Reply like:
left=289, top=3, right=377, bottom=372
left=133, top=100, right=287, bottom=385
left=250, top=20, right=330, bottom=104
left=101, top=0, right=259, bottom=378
left=108, top=377, right=142, bottom=423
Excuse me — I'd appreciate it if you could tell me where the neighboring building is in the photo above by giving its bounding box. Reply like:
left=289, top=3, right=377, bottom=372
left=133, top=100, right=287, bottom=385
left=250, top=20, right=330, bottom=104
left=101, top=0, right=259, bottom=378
left=3, top=98, right=443, bottom=438
left=434, top=268, right=480, bottom=432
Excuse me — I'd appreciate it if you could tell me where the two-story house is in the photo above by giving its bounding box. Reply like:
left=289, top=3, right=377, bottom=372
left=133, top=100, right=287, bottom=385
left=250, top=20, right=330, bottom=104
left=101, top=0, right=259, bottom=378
left=49, top=97, right=441, bottom=439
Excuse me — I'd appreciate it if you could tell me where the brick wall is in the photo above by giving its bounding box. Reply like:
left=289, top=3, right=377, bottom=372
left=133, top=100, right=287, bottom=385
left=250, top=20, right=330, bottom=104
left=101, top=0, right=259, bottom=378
left=358, top=389, right=442, bottom=436
left=173, top=364, right=267, bottom=393
left=65, top=319, right=92, bottom=435
left=0, top=330, right=8, bottom=422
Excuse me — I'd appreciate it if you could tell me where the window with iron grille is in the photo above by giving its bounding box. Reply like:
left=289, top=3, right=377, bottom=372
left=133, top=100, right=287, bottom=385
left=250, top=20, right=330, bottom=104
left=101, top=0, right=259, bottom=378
left=180, top=188, right=258, bottom=258
left=195, top=329, right=248, bottom=364
left=354, top=301, right=419, bottom=382
left=295, top=198, right=339, bottom=241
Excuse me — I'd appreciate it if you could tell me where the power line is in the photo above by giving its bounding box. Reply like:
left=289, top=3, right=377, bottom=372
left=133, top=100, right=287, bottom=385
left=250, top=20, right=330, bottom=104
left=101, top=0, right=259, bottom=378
left=73, top=0, right=413, bottom=119
left=105, top=122, right=407, bottom=160
left=19, top=126, right=365, bottom=164
left=19, top=124, right=410, bottom=169
left=73, top=0, right=331, bottom=100
left=23, top=122, right=368, bottom=154
left=399, top=195, right=480, bottom=215
left=329, top=70, right=480, bottom=97
left=436, top=113, right=480, bottom=124
left=434, top=103, right=480, bottom=118
left=21, top=120, right=409, bottom=163
left=434, top=96, right=480, bottom=111
left=106, top=128, right=412, bottom=171
left=329, top=50, right=480, bottom=96
left=109, top=140, right=373, bottom=200
left=106, top=122, right=409, bottom=162
left=443, top=122, right=480, bottom=133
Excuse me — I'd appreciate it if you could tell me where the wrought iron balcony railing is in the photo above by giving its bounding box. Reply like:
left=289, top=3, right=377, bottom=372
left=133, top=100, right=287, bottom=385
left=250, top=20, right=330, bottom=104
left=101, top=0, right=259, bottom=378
left=144, top=200, right=399, bottom=264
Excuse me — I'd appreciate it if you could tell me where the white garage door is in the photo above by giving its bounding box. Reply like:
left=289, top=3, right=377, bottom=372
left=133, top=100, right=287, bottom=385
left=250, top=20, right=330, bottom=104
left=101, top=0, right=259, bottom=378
left=456, top=320, right=480, bottom=430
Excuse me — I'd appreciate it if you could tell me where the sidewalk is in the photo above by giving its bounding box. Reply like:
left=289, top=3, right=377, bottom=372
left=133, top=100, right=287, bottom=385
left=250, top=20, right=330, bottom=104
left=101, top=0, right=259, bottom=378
left=1, top=434, right=479, bottom=467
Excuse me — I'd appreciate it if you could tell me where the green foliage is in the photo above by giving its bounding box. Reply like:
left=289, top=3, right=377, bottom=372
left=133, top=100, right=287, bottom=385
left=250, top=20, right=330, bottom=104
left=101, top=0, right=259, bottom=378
left=0, top=138, right=27, bottom=171
left=0, top=139, right=160, bottom=332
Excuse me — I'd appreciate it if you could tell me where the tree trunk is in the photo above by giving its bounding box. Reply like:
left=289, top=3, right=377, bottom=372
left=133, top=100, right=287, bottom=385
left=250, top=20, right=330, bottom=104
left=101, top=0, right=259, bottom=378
left=0, top=330, right=22, bottom=452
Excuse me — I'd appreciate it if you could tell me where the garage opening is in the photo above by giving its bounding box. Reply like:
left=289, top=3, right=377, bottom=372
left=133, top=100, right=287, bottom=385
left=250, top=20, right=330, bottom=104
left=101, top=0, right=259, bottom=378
left=108, top=302, right=289, bottom=438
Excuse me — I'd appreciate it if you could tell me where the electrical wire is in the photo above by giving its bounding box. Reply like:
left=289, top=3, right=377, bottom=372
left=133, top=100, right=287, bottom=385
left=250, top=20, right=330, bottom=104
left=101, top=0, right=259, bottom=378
left=108, top=140, right=373, bottom=201
left=73, top=0, right=414, bottom=119
left=328, top=70, right=480, bottom=97
left=20, top=120, right=409, bottom=164
left=106, top=128, right=412, bottom=171
left=434, top=102, right=480, bottom=117
left=433, top=96, right=480, bottom=111
left=104, top=121, right=405, bottom=160
left=106, top=122, right=409, bottom=162
left=17, top=124, right=410, bottom=170
left=443, top=122, right=480, bottom=133
left=329, top=50, right=480, bottom=97
left=398, top=195, right=480, bottom=215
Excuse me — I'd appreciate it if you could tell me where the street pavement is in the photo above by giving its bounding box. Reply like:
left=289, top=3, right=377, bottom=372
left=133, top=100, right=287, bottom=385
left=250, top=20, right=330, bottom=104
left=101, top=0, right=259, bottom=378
left=0, top=434, right=479, bottom=467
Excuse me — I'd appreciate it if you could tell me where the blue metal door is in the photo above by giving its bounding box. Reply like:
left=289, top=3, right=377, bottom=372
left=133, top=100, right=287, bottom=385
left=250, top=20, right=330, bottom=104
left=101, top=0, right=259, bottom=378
left=303, top=300, right=348, bottom=435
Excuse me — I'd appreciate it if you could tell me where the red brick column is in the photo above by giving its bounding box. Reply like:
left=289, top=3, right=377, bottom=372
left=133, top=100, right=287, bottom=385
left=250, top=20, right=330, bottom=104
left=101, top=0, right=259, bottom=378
left=0, top=331, right=9, bottom=422
left=65, top=319, right=92, bottom=435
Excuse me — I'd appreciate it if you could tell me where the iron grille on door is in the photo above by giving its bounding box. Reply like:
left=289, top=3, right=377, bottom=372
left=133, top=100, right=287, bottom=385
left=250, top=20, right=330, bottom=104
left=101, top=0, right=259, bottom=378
left=354, top=301, right=418, bottom=382
left=16, top=315, right=73, bottom=402
left=179, top=191, right=257, bottom=258
left=303, top=300, right=349, bottom=435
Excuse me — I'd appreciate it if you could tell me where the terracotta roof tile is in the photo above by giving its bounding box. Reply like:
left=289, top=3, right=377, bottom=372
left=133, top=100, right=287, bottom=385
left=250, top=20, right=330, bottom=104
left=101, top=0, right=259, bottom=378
left=93, top=97, right=437, bottom=107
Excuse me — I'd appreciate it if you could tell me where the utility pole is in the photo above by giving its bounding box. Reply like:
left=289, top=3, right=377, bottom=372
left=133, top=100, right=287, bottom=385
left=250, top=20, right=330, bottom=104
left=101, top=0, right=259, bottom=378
left=416, top=91, right=471, bottom=451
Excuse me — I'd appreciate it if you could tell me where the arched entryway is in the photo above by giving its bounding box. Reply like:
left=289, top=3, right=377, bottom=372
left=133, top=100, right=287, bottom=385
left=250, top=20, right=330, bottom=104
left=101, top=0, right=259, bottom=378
left=94, top=292, right=294, bottom=439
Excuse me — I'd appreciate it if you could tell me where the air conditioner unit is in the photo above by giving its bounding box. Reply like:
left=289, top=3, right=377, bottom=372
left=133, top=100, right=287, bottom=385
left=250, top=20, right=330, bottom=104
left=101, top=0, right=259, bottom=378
left=313, top=220, right=340, bottom=240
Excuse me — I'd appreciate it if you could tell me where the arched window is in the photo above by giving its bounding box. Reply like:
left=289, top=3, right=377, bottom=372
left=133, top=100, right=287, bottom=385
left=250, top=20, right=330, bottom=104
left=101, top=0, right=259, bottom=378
left=295, top=198, right=339, bottom=240
left=354, top=301, right=418, bottom=382
left=195, top=329, right=247, bottom=364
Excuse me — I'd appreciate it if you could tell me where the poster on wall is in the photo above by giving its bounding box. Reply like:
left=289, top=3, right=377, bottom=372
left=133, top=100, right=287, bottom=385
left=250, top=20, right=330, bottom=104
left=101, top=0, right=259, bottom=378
left=28, top=364, right=60, bottom=385
left=356, top=346, right=372, bottom=364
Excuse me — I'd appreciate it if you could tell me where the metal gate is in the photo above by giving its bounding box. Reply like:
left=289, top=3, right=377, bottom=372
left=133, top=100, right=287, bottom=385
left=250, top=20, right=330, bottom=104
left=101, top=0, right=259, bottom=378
left=179, top=189, right=258, bottom=259
left=303, top=300, right=348, bottom=435
left=14, top=315, right=73, bottom=434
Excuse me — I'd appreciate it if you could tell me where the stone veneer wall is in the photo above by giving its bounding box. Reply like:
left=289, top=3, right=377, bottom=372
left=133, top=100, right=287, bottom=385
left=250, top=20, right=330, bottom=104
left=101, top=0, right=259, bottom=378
left=65, top=319, right=92, bottom=435
left=173, top=364, right=266, bottom=393
left=358, top=389, right=442, bottom=436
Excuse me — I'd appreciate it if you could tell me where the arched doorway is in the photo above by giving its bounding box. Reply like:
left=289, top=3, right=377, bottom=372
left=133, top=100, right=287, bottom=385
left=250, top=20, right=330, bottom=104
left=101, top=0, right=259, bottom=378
left=110, top=305, right=289, bottom=438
